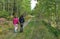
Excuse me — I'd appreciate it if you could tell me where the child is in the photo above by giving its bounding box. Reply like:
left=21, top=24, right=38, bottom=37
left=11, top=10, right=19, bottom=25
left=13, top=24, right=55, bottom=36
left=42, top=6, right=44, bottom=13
left=13, top=16, right=19, bottom=32
left=19, top=15, right=25, bottom=32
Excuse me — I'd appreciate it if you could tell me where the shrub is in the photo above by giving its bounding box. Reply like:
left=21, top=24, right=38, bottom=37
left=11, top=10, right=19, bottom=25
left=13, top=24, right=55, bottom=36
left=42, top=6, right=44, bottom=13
left=0, top=11, right=9, bottom=18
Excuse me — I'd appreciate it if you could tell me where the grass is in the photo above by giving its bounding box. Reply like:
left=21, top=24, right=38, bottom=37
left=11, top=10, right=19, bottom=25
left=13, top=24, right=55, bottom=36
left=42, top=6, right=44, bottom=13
left=42, top=20, right=60, bottom=39
left=15, top=20, right=58, bottom=39
left=0, top=18, right=60, bottom=39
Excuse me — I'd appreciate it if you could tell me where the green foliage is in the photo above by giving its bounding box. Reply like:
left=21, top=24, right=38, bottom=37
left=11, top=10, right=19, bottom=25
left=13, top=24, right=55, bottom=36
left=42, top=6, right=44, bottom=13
left=42, top=20, right=60, bottom=37
left=0, top=11, right=9, bottom=18
left=7, top=16, right=13, bottom=21
left=18, top=0, right=31, bottom=15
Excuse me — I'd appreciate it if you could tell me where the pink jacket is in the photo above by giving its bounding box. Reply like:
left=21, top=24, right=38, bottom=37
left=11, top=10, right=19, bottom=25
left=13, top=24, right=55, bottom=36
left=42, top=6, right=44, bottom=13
left=13, top=17, right=19, bottom=25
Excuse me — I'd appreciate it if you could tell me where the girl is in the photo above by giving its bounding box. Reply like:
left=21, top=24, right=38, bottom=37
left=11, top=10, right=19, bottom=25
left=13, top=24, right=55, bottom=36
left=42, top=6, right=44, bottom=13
left=13, top=16, right=19, bottom=32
